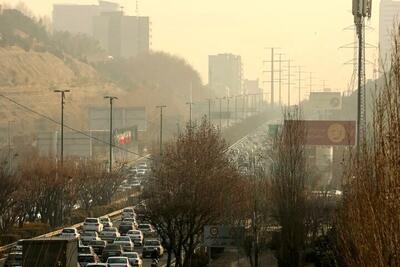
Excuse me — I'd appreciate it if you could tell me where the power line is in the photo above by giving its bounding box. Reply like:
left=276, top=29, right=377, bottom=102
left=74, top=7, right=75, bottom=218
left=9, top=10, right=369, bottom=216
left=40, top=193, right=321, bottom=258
left=0, top=94, right=151, bottom=160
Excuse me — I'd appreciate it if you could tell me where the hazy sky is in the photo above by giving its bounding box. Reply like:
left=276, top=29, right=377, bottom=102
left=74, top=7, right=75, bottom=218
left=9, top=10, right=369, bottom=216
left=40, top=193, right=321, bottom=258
left=4, top=0, right=381, bottom=99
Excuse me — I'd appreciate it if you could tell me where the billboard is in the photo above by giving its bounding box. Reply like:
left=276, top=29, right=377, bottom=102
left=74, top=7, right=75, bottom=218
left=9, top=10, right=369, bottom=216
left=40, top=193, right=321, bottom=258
left=204, top=225, right=245, bottom=248
left=309, top=92, right=342, bottom=110
left=114, top=127, right=137, bottom=145
left=284, top=120, right=356, bottom=146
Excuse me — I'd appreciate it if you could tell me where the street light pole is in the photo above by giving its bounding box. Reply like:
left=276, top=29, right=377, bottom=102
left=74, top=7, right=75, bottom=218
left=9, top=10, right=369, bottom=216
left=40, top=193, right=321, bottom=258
left=227, top=96, right=233, bottom=127
left=186, top=102, right=194, bottom=127
left=156, top=105, right=167, bottom=155
left=104, top=96, right=118, bottom=172
left=216, top=97, right=223, bottom=130
left=206, top=98, right=212, bottom=126
left=54, top=89, right=70, bottom=166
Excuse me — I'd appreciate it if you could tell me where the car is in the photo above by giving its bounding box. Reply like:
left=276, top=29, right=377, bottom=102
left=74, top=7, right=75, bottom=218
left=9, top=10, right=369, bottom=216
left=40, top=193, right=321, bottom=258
left=60, top=227, right=80, bottom=239
left=78, top=253, right=100, bottom=267
left=83, top=218, right=103, bottom=232
left=122, top=252, right=143, bottom=267
left=106, top=256, right=132, bottom=267
left=80, top=231, right=100, bottom=245
left=86, top=264, right=108, bottom=267
left=118, top=221, right=135, bottom=235
left=100, top=217, right=113, bottom=228
left=89, top=240, right=107, bottom=255
left=4, top=252, right=22, bottom=267
left=142, top=239, right=164, bottom=258
left=122, top=208, right=136, bottom=219
left=136, top=169, right=146, bottom=176
left=137, top=162, right=147, bottom=169
left=137, top=224, right=155, bottom=236
left=78, top=245, right=95, bottom=255
left=102, top=244, right=124, bottom=261
left=100, top=227, right=120, bottom=243
left=127, top=230, right=144, bottom=246
left=122, top=217, right=138, bottom=228
left=114, top=236, right=134, bottom=252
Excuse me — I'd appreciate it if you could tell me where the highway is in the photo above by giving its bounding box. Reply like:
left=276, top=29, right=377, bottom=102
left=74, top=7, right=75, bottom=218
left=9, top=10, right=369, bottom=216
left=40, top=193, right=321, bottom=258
left=0, top=121, right=273, bottom=267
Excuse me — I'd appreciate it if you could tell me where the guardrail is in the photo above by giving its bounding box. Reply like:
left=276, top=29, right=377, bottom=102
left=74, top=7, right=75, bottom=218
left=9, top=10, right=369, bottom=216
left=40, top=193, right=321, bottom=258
left=0, top=208, right=125, bottom=260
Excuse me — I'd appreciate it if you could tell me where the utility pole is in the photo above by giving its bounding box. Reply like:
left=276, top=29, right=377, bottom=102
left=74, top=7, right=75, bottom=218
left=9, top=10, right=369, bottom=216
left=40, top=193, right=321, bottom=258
left=263, top=47, right=280, bottom=106
left=226, top=96, right=233, bottom=127
left=297, top=66, right=306, bottom=106
left=186, top=101, right=194, bottom=127
left=277, top=53, right=285, bottom=106
left=7, top=120, right=15, bottom=171
left=104, top=96, right=118, bottom=172
left=54, top=89, right=70, bottom=166
left=156, top=105, right=167, bottom=155
left=216, top=97, right=223, bottom=130
left=352, top=0, right=371, bottom=150
left=235, top=95, right=238, bottom=123
left=206, top=98, right=212, bottom=126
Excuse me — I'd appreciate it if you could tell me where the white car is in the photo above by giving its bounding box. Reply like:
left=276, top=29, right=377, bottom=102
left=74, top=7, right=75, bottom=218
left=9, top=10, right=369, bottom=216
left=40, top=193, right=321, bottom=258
left=80, top=231, right=100, bottom=245
left=114, top=236, right=134, bottom=252
left=142, top=239, right=164, bottom=258
left=106, top=256, right=132, bottom=267
left=83, top=218, right=103, bottom=232
left=127, top=230, right=144, bottom=246
left=122, top=208, right=136, bottom=220
left=60, top=227, right=80, bottom=239
left=137, top=224, right=155, bottom=236
left=100, top=217, right=113, bottom=228
left=100, top=227, right=120, bottom=243
left=122, top=252, right=142, bottom=267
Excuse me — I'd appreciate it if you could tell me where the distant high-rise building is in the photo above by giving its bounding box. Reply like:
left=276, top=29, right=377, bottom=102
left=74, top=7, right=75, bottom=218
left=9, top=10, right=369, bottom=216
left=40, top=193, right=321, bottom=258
left=379, top=0, right=400, bottom=70
left=53, top=1, right=150, bottom=58
left=208, top=54, right=242, bottom=97
left=93, top=12, right=150, bottom=58
left=53, top=1, right=119, bottom=35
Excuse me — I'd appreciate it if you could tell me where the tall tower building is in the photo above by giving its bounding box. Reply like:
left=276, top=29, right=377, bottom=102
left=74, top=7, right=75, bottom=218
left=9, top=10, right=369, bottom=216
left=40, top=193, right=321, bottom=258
left=208, top=54, right=242, bottom=97
left=379, top=0, right=400, bottom=70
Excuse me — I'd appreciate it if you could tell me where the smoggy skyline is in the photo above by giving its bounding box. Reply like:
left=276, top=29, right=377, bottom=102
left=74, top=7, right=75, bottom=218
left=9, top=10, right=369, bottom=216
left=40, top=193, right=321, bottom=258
left=9, top=0, right=381, bottom=97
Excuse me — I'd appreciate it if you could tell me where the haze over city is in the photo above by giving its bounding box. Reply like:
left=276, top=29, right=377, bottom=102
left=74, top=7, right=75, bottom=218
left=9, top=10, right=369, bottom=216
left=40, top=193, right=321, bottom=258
left=1, top=0, right=400, bottom=266
left=11, top=0, right=380, bottom=94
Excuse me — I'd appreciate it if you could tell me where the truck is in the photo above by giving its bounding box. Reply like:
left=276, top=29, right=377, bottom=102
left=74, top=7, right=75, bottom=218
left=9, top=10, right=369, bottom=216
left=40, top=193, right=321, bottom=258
left=22, top=237, right=78, bottom=267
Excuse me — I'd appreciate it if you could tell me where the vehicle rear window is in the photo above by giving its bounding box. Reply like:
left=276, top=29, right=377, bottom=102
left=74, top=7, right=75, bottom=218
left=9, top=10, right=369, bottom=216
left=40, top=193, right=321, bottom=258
left=78, top=247, right=91, bottom=254
left=145, top=240, right=160, bottom=246
left=90, top=241, right=105, bottom=246
left=108, top=258, right=127, bottom=263
left=78, top=255, right=94, bottom=262
left=62, top=229, right=75, bottom=233
left=86, top=218, right=98, bottom=223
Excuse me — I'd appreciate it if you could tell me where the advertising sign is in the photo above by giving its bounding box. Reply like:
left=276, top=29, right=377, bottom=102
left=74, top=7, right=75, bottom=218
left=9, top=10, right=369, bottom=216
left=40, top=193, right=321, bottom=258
left=284, top=120, right=356, bottom=146
left=114, top=127, right=137, bottom=146
left=204, top=225, right=245, bottom=248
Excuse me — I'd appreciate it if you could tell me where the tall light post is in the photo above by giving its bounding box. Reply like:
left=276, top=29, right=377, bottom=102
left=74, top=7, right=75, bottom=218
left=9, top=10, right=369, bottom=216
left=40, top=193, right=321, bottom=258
left=54, top=89, right=70, bottom=166
left=216, top=97, right=224, bottom=130
left=226, top=96, right=233, bottom=127
left=156, top=105, right=167, bottom=155
left=186, top=101, right=194, bottom=127
left=206, top=98, right=213, bottom=126
left=7, top=120, right=15, bottom=171
left=104, top=96, right=118, bottom=172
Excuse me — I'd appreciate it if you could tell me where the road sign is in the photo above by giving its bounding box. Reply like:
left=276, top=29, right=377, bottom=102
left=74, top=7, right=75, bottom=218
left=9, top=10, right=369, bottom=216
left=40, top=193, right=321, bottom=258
left=204, top=225, right=245, bottom=248
left=284, top=120, right=356, bottom=146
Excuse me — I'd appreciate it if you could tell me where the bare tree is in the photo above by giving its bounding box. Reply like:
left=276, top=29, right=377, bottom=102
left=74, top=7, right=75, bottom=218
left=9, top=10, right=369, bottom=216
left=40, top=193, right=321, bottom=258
left=144, top=118, right=241, bottom=267
left=335, top=28, right=400, bottom=267
left=270, top=109, right=308, bottom=267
